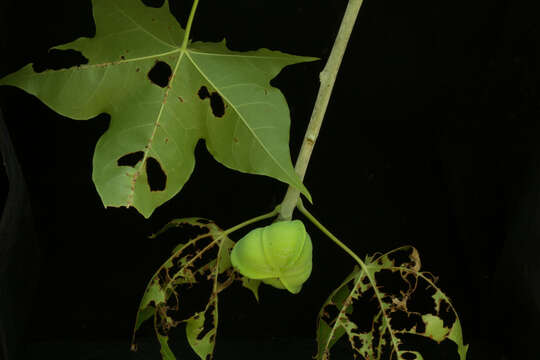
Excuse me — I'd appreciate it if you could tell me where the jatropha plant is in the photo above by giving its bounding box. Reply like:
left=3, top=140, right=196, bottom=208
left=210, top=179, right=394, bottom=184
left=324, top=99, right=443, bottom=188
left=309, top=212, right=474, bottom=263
left=0, top=0, right=468, bottom=359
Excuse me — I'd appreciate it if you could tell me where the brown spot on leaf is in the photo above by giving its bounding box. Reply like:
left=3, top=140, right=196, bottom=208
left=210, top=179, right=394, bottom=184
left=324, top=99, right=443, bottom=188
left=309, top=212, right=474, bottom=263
left=120, top=55, right=125, bottom=60
left=178, top=96, right=184, bottom=102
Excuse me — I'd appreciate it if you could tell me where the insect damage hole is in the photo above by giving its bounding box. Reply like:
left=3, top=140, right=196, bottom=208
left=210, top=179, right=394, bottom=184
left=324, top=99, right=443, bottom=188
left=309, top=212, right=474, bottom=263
left=32, top=49, right=89, bottom=73
left=146, top=157, right=166, bottom=191
left=209, top=92, right=225, bottom=117
left=198, top=86, right=210, bottom=100
left=197, top=86, right=225, bottom=118
left=141, top=0, right=165, bottom=7
left=148, top=61, right=172, bottom=88
left=401, top=352, right=417, bottom=360
left=196, top=304, right=216, bottom=341
left=117, top=151, right=144, bottom=167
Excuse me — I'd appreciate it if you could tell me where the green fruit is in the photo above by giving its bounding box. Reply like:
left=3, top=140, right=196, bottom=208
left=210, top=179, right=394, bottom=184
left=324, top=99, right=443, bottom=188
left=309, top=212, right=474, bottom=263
left=231, top=220, right=312, bottom=294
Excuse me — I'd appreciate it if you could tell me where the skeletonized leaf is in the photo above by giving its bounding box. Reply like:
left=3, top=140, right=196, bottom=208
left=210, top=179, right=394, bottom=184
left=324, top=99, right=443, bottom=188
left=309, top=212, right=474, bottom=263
left=0, top=0, right=315, bottom=217
left=131, top=218, right=235, bottom=360
left=315, top=267, right=358, bottom=360
left=316, top=246, right=468, bottom=360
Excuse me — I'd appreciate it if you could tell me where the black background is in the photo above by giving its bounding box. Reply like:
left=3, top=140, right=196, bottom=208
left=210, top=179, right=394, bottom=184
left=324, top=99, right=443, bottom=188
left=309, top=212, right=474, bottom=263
left=0, top=0, right=539, bottom=359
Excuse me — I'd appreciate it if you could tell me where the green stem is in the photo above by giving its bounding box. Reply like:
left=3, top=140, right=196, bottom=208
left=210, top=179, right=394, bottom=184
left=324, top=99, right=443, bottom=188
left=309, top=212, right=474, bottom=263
left=181, top=0, right=201, bottom=50
left=278, top=0, right=366, bottom=221
left=223, top=205, right=281, bottom=236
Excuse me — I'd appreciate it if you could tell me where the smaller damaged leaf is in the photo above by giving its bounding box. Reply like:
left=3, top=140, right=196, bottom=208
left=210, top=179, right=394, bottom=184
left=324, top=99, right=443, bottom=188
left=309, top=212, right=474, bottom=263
left=316, top=267, right=357, bottom=360
left=131, top=218, right=235, bottom=360
left=316, top=246, right=468, bottom=360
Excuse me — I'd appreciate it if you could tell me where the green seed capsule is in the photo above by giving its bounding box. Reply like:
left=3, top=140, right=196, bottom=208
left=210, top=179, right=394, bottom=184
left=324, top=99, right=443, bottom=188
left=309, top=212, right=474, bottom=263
left=230, top=220, right=312, bottom=294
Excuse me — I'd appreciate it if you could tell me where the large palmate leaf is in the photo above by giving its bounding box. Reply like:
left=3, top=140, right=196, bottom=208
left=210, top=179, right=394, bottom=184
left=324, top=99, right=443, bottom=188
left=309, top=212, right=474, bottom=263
left=0, top=0, right=315, bottom=217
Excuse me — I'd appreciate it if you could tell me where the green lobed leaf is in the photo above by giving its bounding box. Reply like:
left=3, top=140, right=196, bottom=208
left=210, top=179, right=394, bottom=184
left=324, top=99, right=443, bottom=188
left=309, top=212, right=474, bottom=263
left=0, top=0, right=315, bottom=217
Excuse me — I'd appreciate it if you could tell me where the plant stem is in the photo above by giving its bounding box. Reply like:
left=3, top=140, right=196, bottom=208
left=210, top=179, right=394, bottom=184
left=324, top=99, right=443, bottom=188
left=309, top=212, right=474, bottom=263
left=278, top=0, right=365, bottom=221
left=181, top=0, right=200, bottom=50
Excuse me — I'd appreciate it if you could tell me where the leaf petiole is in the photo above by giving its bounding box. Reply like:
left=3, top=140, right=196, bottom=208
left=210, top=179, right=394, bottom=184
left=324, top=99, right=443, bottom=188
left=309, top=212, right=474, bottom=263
left=223, top=205, right=281, bottom=236
left=296, top=199, right=366, bottom=269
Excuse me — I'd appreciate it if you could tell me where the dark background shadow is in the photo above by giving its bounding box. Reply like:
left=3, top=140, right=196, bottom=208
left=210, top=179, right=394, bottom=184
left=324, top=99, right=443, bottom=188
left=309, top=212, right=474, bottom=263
left=0, top=0, right=538, bottom=359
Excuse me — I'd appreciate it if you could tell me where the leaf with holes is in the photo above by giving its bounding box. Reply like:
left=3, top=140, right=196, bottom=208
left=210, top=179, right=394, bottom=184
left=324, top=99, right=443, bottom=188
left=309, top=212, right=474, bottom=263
left=315, top=267, right=357, bottom=360
left=186, top=302, right=217, bottom=360
left=0, top=0, right=316, bottom=217
left=315, top=246, right=468, bottom=360
left=131, top=218, right=236, bottom=360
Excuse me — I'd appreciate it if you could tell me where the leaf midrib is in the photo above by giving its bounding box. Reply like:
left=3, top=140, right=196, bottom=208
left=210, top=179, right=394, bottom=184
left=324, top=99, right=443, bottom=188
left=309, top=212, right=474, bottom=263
left=125, top=48, right=186, bottom=206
